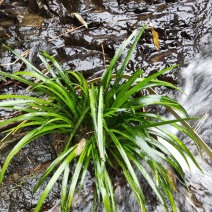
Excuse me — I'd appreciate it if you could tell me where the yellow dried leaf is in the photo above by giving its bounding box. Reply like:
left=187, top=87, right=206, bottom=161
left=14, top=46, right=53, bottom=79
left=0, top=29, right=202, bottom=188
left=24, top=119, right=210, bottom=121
left=167, top=169, right=177, bottom=191
left=73, top=13, right=88, bottom=29
left=150, top=22, right=160, bottom=51
left=75, top=138, right=86, bottom=156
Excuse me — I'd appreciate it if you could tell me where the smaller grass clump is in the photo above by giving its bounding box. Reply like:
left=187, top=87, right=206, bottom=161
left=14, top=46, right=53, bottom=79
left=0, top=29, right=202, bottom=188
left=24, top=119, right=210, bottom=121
left=0, top=25, right=202, bottom=212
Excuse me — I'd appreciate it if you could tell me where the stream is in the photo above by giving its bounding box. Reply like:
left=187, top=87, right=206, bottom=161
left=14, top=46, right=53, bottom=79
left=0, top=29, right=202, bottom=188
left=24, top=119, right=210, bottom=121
left=0, top=0, right=212, bottom=211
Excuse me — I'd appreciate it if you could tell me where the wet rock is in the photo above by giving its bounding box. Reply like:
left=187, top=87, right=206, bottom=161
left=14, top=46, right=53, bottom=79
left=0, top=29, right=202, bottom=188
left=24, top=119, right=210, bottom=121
left=27, top=0, right=40, bottom=13
left=17, top=14, right=44, bottom=27
left=0, top=0, right=212, bottom=211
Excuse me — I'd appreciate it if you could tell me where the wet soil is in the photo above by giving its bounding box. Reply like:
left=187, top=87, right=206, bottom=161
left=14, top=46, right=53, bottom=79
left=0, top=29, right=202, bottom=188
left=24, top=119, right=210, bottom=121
left=0, top=0, right=212, bottom=211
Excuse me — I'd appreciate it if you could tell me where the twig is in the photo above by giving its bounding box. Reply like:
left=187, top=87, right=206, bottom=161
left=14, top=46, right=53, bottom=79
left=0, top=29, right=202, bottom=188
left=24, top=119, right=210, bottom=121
left=26, top=67, right=50, bottom=90
left=26, top=156, right=32, bottom=164
left=0, top=120, right=27, bottom=149
left=101, top=44, right=106, bottom=71
left=0, top=132, right=27, bottom=150
left=0, top=121, right=23, bottom=133
left=194, top=111, right=208, bottom=133
left=48, top=25, right=84, bottom=42
left=115, top=174, right=123, bottom=200
left=0, top=49, right=30, bottom=66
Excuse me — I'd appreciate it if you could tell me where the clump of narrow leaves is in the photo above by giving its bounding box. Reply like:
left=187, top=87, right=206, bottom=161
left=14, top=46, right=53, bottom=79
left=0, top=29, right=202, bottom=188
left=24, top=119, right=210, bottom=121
left=0, top=25, right=202, bottom=212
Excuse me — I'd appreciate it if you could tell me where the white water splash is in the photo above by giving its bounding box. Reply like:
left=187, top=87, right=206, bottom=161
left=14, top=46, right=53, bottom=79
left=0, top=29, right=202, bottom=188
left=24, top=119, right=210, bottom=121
left=161, top=57, right=212, bottom=211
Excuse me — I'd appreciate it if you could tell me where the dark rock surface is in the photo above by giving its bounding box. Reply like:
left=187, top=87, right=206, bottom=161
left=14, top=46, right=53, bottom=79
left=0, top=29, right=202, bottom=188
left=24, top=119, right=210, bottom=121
left=0, top=0, right=211, bottom=211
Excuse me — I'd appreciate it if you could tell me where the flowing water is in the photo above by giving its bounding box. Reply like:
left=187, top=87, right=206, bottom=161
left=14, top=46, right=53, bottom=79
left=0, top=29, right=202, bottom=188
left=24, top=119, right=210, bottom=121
left=149, top=56, right=212, bottom=212
left=174, top=57, right=212, bottom=212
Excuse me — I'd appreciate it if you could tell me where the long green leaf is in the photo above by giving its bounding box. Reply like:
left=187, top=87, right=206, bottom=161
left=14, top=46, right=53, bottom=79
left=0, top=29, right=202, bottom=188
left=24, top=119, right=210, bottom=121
left=107, top=129, right=146, bottom=211
left=0, top=94, right=57, bottom=107
left=113, top=25, right=146, bottom=88
left=113, top=69, right=143, bottom=105
left=89, top=86, right=105, bottom=161
left=61, top=166, right=70, bottom=211
left=157, top=164, right=178, bottom=212
left=129, top=154, right=168, bottom=211
left=38, top=53, right=62, bottom=86
left=33, top=146, right=76, bottom=193
left=114, top=65, right=178, bottom=108
left=66, top=144, right=88, bottom=210
left=97, top=86, right=105, bottom=161
left=91, top=145, right=111, bottom=212
left=110, top=150, right=146, bottom=212
left=78, top=143, right=92, bottom=194
left=0, top=124, right=72, bottom=184
left=126, top=95, right=188, bottom=116
left=3, top=45, right=43, bottom=75
left=34, top=149, right=77, bottom=212
left=100, top=30, right=138, bottom=91
left=40, top=51, right=76, bottom=95
left=63, top=106, right=90, bottom=151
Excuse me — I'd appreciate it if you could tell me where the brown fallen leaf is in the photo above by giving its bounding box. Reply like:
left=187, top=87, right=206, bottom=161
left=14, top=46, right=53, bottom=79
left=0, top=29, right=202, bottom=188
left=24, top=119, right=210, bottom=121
left=73, top=13, right=88, bottom=29
left=75, top=138, right=87, bottom=156
left=150, top=21, right=160, bottom=51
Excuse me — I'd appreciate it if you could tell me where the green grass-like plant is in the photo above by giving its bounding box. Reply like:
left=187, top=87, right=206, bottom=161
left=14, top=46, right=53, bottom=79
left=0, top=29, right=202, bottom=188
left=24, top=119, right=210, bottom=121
left=0, top=25, right=202, bottom=211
